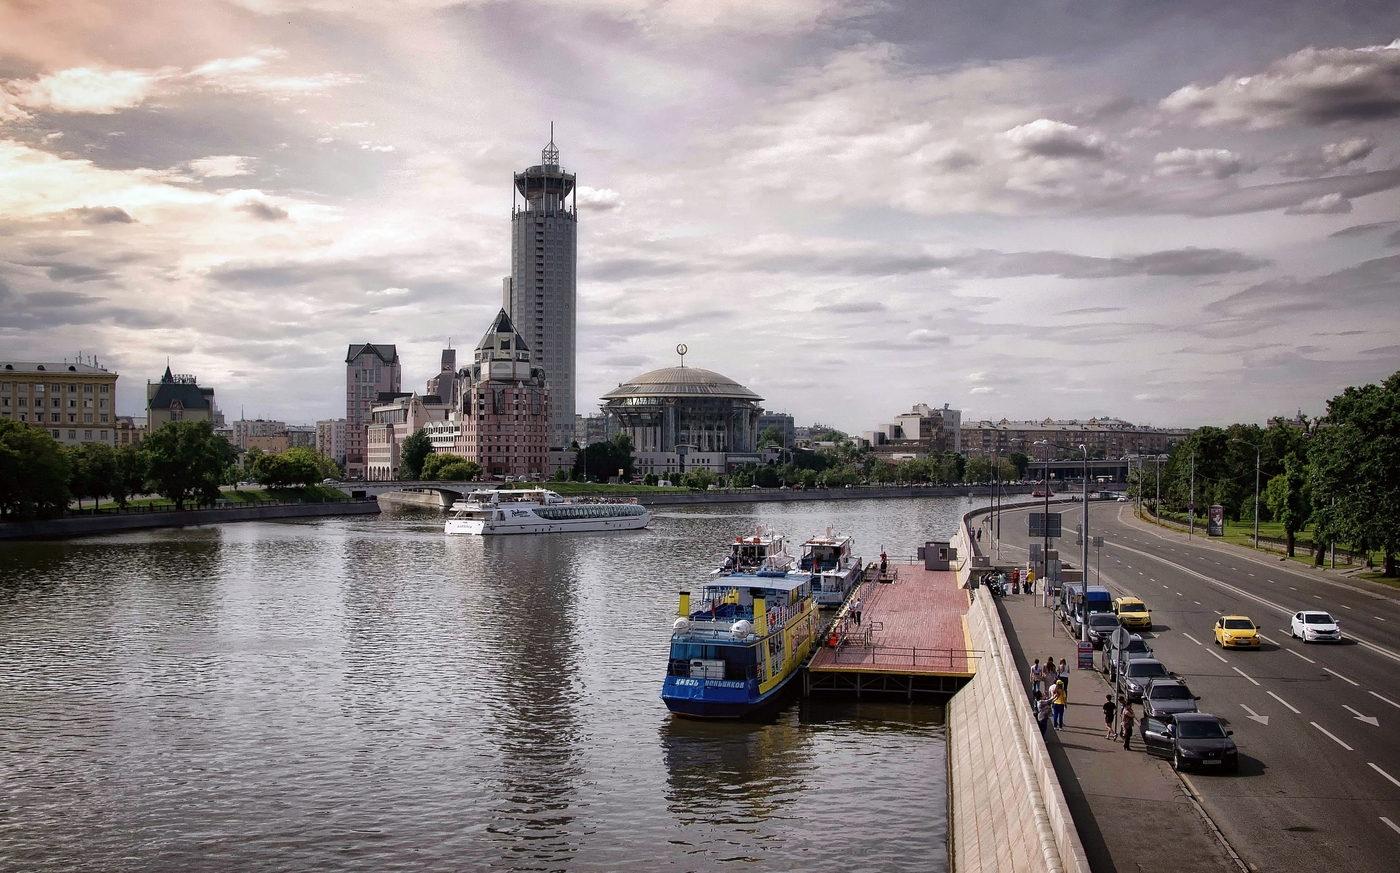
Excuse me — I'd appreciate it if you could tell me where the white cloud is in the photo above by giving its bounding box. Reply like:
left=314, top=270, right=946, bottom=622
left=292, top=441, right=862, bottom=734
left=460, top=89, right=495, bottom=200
left=1277, top=137, right=1375, bottom=177
left=1161, top=38, right=1400, bottom=129
left=1284, top=192, right=1352, bottom=214
left=189, top=155, right=254, bottom=178
left=577, top=186, right=623, bottom=211
left=1153, top=147, right=1248, bottom=179
left=999, top=119, right=1106, bottom=160
left=2, top=67, right=168, bottom=119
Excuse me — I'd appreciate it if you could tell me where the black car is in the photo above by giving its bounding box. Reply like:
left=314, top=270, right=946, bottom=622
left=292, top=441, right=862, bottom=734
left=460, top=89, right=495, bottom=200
left=1141, top=712, right=1238, bottom=773
left=1119, top=658, right=1170, bottom=701
left=1085, top=613, right=1121, bottom=649
left=1141, top=677, right=1200, bottom=719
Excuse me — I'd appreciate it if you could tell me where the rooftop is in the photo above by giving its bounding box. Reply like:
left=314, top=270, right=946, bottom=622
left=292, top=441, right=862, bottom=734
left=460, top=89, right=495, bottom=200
left=601, top=366, right=763, bottom=402
left=2, top=361, right=113, bottom=375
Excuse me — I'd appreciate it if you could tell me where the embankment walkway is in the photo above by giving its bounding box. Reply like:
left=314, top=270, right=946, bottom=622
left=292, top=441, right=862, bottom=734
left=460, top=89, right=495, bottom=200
left=0, top=499, right=380, bottom=540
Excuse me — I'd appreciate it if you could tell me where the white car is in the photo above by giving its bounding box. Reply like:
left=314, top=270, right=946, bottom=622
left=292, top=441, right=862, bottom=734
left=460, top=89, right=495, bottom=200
left=1291, top=610, right=1342, bottom=643
left=1117, top=496, right=1130, bottom=502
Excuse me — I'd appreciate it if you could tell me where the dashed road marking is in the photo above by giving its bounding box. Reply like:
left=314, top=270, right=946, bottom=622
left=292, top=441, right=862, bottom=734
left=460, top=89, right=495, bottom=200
left=1209, top=649, right=1229, bottom=664
left=1383, top=817, right=1400, bottom=836
left=1312, top=721, right=1354, bottom=751
left=1325, top=667, right=1360, bottom=687
left=1268, top=691, right=1301, bottom=714
left=1369, top=691, right=1400, bottom=710
left=1377, top=617, right=1388, bottom=623
left=1313, top=595, right=1323, bottom=600
left=1286, top=649, right=1316, bottom=664
left=1249, top=573, right=1255, bottom=577
left=1289, top=586, right=1298, bottom=591
left=1183, top=633, right=1203, bottom=646
left=1370, top=764, right=1400, bottom=789
left=1233, top=666, right=1260, bottom=686
left=1259, top=634, right=1277, bottom=644
left=1194, top=600, right=1202, bottom=605
left=1341, top=604, right=1352, bottom=609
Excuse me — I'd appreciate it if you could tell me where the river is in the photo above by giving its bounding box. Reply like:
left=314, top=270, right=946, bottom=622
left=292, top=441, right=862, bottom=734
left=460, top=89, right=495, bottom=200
left=0, top=496, right=978, bottom=872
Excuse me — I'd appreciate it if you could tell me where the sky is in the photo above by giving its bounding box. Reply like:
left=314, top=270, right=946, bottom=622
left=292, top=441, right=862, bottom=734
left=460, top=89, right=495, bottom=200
left=1, top=0, right=1398, bottom=434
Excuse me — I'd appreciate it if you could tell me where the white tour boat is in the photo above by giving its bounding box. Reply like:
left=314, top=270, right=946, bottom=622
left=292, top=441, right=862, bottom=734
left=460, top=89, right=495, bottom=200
left=797, top=530, right=864, bottom=606
left=444, top=488, right=650, bottom=535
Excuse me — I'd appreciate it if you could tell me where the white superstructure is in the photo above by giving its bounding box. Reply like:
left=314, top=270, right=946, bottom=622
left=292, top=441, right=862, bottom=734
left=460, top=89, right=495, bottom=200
left=445, top=488, right=649, bottom=535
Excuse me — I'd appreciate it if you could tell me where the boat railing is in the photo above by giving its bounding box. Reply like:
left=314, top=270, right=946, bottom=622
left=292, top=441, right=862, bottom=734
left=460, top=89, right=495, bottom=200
left=667, top=659, right=760, bottom=681
left=826, top=640, right=981, bottom=672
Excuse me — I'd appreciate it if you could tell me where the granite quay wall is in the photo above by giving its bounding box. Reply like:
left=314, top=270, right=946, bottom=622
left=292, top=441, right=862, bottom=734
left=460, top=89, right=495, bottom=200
left=946, top=508, right=1089, bottom=873
left=378, top=490, right=453, bottom=509
left=0, top=499, right=380, bottom=540
left=637, top=486, right=1021, bottom=506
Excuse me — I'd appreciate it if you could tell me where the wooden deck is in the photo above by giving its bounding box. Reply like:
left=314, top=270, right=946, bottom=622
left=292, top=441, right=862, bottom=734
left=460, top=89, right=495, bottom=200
left=805, top=562, right=976, bottom=698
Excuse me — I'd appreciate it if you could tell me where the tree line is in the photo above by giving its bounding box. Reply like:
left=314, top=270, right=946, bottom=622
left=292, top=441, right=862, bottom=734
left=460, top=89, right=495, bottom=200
left=1136, top=369, right=1399, bottom=575
left=0, top=419, right=340, bottom=521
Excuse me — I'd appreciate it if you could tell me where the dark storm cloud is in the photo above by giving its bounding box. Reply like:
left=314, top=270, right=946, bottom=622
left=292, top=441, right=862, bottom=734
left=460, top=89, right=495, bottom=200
left=236, top=200, right=289, bottom=221
left=0, top=277, right=158, bottom=330
left=1203, top=255, right=1400, bottom=330
left=69, top=206, right=134, bottom=224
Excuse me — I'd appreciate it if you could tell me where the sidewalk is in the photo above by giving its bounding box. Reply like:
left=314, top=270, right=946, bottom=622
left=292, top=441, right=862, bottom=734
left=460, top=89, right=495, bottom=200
left=993, top=590, right=1240, bottom=873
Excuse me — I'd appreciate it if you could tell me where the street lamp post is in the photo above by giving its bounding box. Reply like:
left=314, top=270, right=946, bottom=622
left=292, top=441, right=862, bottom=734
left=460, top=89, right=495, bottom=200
left=1232, top=438, right=1262, bottom=550
left=1080, top=443, right=1089, bottom=624
left=1155, top=454, right=1162, bottom=527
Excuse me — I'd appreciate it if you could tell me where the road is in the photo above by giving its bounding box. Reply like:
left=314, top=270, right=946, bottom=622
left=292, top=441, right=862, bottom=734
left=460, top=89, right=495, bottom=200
left=990, top=500, right=1400, bottom=873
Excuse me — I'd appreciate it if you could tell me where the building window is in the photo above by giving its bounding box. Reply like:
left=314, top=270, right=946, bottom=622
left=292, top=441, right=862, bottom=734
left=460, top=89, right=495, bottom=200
left=84, top=430, right=93, bottom=440
left=100, top=385, right=109, bottom=394
left=52, top=430, right=60, bottom=438
left=68, top=430, right=76, bottom=439
left=83, top=384, right=93, bottom=394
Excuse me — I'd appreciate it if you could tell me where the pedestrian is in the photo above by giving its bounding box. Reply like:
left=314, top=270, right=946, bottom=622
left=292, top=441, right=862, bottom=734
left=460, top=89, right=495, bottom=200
left=1052, top=680, right=1067, bottom=729
left=1026, top=569, right=1035, bottom=595
left=1037, top=691, right=1054, bottom=737
left=977, top=528, right=982, bottom=542
left=879, top=551, right=888, bottom=576
left=852, top=598, right=863, bottom=626
left=1012, top=568, right=1020, bottom=591
left=1103, top=694, right=1116, bottom=739
left=1030, top=658, right=1043, bottom=700
left=1121, top=697, right=1136, bottom=750
left=1057, top=658, right=1069, bottom=695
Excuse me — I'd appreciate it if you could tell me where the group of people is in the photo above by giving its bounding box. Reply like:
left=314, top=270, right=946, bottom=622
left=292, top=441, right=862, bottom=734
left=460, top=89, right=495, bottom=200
left=1029, top=657, right=1070, bottom=735
left=1103, top=694, right=1137, bottom=749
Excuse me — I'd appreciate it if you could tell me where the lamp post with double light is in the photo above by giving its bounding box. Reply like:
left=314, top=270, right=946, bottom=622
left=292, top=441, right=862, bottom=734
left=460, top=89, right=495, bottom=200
left=1232, top=437, right=1262, bottom=550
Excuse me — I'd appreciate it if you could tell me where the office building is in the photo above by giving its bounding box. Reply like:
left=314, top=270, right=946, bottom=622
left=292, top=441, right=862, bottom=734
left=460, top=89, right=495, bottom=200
left=366, top=393, right=448, bottom=481
left=864, top=403, right=960, bottom=460
left=507, top=133, right=576, bottom=451
left=449, top=309, right=551, bottom=481
left=426, top=348, right=457, bottom=404
left=756, top=412, right=795, bottom=448
left=316, top=419, right=347, bottom=465
left=232, top=418, right=287, bottom=450
left=147, top=365, right=218, bottom=433
left=1, top=359, right=119, bottom=446
left=960, top=418, right=1190, bottom=459
left=345, top=343, right=402, bottom=478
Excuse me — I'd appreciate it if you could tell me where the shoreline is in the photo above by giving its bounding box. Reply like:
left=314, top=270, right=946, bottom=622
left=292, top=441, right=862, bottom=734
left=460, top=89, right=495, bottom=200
left=0, top=499, right=381, bottom=541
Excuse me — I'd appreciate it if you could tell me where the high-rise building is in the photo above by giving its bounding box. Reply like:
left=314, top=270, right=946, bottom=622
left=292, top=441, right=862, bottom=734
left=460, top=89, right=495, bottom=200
left=344, top=343, right=401, bottom=478
left=316, top=418, right=347, bottom=466
left=426, top=348, right=457, bottom=403
left=450, top=309, right=551, bottom=481
left=508, top=133, right=576, bottom=451
left=1, top=358, right=119, bottom=446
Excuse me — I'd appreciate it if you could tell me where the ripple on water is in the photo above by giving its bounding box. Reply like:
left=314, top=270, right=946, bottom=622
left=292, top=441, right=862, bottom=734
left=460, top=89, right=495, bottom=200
left=0, top=498, right=969, bottom=872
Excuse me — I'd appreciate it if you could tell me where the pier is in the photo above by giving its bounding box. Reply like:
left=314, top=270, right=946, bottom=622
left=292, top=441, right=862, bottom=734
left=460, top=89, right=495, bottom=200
left=804, top=561, right=976, bottom=698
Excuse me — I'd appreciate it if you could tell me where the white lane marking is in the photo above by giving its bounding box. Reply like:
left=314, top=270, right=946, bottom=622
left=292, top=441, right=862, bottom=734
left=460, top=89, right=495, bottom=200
left=1376, top=617, right=1388, bottom=622
left=1241, top=704, right=1269, bottom=725
left=1285, top=649, right=1316, bottom=664
left=1289, top=586, right=1298, bottom=591
left=1214, top=610, right=1223, bottom=615
left=1210, top=649, right=1229, bottom=664
left=1194, top=600, right=1202, bottom=605
left=1249, top=573, right=1255, bottom=577
left=1268, top=691, right=1301, bottom=714
left=1176, top=592, right=1183, bottom=597
left=1163, top=584, right=1169, bottom=589
left=1341, top=604, right=1352, bottom=609
left=1382, top=817, right=1400, bottom=836
left=1312, top=722, right=1354, bottom=751
left=1260, top=634, right=1278, bottom=644
left=1233, top=666, right=1260, bottom=686
left=1370, top=691, right=1400, bottom=710
left=1183, top=633, right=1203, bottom=646
left=1103, top=540, right=1400, bottom=664
left=1344, top=705, right=1380, bottom=726
left=1372, top=765, right=1400, bottom=789
left=1325, top=667, right=1360, bottom=687
left=1313, top=595, right=1323, bottom=600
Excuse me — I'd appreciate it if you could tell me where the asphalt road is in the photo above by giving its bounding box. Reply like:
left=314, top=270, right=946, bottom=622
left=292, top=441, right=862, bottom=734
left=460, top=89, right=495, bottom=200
left=990, top=500, right=1400, bottom=873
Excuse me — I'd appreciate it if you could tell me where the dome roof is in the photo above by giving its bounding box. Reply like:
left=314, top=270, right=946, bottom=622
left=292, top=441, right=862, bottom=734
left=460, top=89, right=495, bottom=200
left=601, top=366, right=763, bottom=402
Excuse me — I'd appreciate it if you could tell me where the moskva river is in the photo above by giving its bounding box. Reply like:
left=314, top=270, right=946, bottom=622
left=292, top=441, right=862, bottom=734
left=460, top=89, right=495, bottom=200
left=0, top=496, right=977, bottom=872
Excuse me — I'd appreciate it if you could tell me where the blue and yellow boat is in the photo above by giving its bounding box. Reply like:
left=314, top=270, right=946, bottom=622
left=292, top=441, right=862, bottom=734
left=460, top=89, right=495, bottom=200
left=661, top=533, right=819, bottom=719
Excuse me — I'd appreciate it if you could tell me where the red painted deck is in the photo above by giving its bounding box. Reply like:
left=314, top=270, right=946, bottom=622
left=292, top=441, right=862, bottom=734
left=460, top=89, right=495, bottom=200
left=809, top=563, right=975, bottom=677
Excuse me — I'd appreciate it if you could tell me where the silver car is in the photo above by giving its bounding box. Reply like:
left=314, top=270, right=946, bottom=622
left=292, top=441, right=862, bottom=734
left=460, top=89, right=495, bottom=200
left=1142, top=677, right=1199, bottom=719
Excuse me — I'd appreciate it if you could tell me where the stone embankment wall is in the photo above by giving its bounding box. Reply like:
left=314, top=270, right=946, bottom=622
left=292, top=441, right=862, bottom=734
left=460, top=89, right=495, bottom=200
left=0, top=500, right=380, bottom=540
left=378, top=490, right=452, bottom=509
left=946, top=510, right=1088, bottom=873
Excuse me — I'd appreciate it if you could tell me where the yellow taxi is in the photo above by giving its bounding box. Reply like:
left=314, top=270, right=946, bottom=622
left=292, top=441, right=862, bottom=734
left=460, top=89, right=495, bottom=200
left=1113, top=596, right=1152, bottom=630
left=1214, top=615, right=1260, bottom=648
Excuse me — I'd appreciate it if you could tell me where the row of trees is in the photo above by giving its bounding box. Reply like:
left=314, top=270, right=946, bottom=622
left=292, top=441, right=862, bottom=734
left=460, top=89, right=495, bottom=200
left=397, top=430, right=484, bottom=482
left=0, top=419, right=342, bottom=521
left=1135, top=370, right=1399, bottom=575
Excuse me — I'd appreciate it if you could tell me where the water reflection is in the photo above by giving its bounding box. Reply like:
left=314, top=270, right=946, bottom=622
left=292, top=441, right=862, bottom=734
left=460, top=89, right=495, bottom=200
left=661, top=711, right=813, bottom=828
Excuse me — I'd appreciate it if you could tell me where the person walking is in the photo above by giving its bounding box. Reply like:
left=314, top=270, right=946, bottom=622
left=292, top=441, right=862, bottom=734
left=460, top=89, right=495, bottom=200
left=1026, top=568, right=1036, bottom=595
left=852, top=597, right=863, bottom=626
left=1035, top=691, right=1053, bottom=738
left=1103, top=694, right=1117, bottom=739
left=1056, top=658, right=1069, bottom=697
left=1030, top=659, right=1043, bottom=701
left=1120, top=697, right=1136, bottom=750
left=1052, top=680, right=1067, bottom=729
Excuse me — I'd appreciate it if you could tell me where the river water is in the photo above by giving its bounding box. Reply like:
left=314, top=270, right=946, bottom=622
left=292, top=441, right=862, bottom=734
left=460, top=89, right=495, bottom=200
left=0, top=496, right=978, bottom=872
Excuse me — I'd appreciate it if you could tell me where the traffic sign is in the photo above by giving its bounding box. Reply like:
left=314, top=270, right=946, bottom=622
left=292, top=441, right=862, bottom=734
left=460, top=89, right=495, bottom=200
left=1029, top=512, right=1062, bottom=538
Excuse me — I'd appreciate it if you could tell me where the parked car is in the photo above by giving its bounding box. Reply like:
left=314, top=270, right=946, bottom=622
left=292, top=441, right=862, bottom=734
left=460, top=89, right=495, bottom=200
left=1120, top=658, right=1171, bottom=701
left=1086, top=613, right=1121, bottom=649
left=1031, top=490, right=1049, bottom=498
left=1106, top=632, right=1153, bottom=680
left=1116, top=496, right=1130, bottom=502
left=1141, top=712, right=1238, bottom=773
left=1214, top=615, right=1260, bottom=648
left=1113, top=596, right=1152, bottom=630
left=1291, top=611, right=1342, bottom=643
left=1141, top=678, right=1200, bottom=719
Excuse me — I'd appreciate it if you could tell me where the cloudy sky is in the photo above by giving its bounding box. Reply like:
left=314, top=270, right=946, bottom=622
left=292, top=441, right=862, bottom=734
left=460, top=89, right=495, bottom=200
left=2, top=1, right=1398, bottom=433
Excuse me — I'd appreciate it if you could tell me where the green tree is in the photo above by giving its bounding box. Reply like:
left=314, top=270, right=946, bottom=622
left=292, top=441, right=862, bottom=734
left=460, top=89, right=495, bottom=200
left=574, top=433, right=635, bottom=481
left=758, top=425, right=785, bottom=448
left=399, top=429, right=433, bottom=481
left=112, top=443, right=148, bottom=509
left=421, top=453, right=481, bottom=481
left=67, top=442, right=117, bottom=509
left=143, top=420, right=228, bottom=510
left=1007, top=451, right=1030, bottom=479
left=1309, top=370, right=1400, bottom=576
left=0, top=419, right=72, bottom=520
left=252, top=448, right=322, bottom=488
left=1264, top=452, right=1310, bottom=557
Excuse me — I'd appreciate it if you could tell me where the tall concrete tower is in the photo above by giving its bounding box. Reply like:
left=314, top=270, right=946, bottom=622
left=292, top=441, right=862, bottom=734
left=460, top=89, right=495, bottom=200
left=509, top=131, right=576, bottom=450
